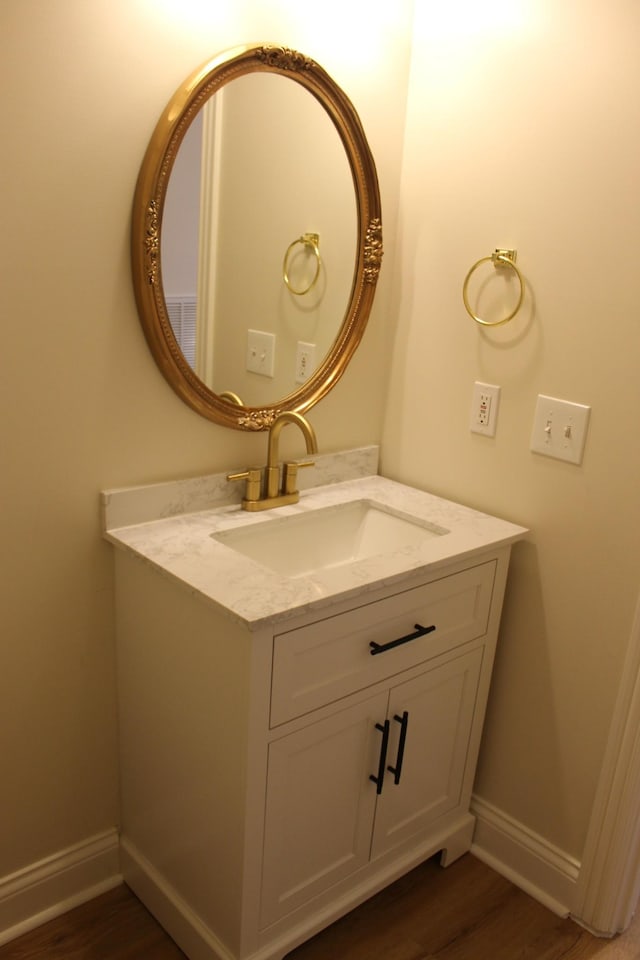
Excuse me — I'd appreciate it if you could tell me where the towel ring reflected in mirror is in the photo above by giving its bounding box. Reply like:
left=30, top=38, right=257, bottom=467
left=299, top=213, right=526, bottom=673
left=462, top=249, right=525, bottom=327
left=283, top=233, right=322, bottom=296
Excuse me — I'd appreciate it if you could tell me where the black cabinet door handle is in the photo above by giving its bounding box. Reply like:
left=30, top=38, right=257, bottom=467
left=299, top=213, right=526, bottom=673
left=387, top=711, right=409, bottom=785
left=369, top=719, right=390, bottom=795
left=369, top=623, right=436, bottom=656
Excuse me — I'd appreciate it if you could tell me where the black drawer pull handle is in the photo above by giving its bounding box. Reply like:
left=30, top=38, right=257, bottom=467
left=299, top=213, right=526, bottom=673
left=387, top=711, right=409, bottom=785
left=369, top=719, right=390, bottom=795
left=369, top=623, right=436, bottom=656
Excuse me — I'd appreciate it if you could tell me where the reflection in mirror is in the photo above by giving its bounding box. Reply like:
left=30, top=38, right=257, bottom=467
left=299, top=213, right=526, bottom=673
left=162, top=73, right=357, bottom=407
left=131, top=44, right=382, bottom=430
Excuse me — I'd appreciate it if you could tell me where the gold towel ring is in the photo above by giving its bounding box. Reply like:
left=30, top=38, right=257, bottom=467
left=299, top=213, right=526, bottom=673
left=283, top=232, right=321, bottom=296
left=463, top=249, right=524, bottom=326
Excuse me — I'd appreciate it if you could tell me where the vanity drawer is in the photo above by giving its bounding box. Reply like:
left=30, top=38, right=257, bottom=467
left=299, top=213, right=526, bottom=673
left=270, top=560, right=496, bottom=726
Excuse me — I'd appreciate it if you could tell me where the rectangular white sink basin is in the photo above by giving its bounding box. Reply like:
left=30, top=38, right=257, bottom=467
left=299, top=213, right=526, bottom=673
left=212, top=500, right=448, bottom=578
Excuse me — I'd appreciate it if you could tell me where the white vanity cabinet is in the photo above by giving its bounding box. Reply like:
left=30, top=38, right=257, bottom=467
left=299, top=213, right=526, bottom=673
left=261, top=559, right=495, bottom=928
left=113, top=543, right=514, bottom=960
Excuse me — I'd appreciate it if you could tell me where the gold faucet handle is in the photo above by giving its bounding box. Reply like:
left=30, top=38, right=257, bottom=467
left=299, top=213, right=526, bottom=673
left=282, top=459, right=315, bottom=496
left=227, top=467, right=262, bottom=502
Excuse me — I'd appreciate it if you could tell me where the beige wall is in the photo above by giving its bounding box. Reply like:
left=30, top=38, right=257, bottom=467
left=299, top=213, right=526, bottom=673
left=1, top=0, right=413, bottom=878
left=382, top=0, right=640, bottom=859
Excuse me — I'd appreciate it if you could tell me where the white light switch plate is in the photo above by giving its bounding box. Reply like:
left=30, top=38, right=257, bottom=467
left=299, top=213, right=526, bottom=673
left=530, top=394, right=591, bottom=464
left=246, top=329, right=275, bottom=378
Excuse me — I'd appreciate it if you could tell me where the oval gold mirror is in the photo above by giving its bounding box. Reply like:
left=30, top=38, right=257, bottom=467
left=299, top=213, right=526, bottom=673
left=131, top=44, right=383, bottom=430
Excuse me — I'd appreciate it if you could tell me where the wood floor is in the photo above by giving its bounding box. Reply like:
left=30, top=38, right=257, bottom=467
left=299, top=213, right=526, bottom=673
left=2, top=854, right=640, bottom=959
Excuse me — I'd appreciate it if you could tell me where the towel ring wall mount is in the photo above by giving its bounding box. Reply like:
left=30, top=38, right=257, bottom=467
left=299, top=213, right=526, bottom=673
left=463, top=248, right=524, bottom=326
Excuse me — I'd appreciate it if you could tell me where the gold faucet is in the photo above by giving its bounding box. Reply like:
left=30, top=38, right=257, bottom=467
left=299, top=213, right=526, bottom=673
left=228, top=411, right=318, bottom=511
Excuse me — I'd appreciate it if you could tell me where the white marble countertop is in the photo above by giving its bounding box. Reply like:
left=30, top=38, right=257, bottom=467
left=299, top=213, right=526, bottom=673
left=104, top=459, right=527, bottom=630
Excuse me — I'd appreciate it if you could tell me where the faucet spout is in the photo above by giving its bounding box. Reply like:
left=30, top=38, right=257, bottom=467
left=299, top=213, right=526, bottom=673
left=265, top=412, right=318, bottom=499
left=267, top=411, right=318, bottom=469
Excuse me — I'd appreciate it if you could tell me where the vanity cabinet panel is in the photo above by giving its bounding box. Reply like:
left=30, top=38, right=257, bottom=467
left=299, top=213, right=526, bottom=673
left=260, top=692, right=386, bottom=927
left=270, top=560, right=495, bottom=727
left=261, top=648, right=483, bottom=927
left=371, top=648, right=482, bottom=860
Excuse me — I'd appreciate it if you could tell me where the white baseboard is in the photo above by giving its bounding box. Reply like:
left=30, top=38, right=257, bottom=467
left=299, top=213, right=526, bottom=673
left=0, top=808, right=580, bottom=949
left=471, top=795, right=580, bottom=917
left=0, top=829, right=121, bottom=946
left=120, top=837, right=234, bottom=960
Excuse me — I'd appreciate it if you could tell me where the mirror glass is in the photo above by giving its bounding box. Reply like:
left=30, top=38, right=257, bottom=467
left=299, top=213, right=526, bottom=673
left=161, top=73, right=357, bottom=407
left=131, top=45, right=382, bottom=430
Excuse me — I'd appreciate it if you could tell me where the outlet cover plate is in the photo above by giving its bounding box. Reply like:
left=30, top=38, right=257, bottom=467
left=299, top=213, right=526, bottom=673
left=295, top=341, right=316, bottom=384
left=530, top=394, right=591, bottom=464
left=470, top=381, right=501, bottom=437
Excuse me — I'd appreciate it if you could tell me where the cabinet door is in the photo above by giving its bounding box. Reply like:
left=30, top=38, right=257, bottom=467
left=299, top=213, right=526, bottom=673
left=371, top=648, right=483, bottom=860
left=260, top=691, right=388, bottom=928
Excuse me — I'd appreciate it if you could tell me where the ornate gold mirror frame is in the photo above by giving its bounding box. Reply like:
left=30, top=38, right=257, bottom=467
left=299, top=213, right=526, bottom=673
left=131, top=43, right=383, bottom=431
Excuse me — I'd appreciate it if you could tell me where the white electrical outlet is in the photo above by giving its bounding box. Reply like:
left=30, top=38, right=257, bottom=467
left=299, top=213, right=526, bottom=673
left=470, top=382, right=501, bottom=437
left=295, top=341, right=316, bottom=384
left=246, top=329, right=275, bottom=378
left=530, top=394, right=591, bottom=464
